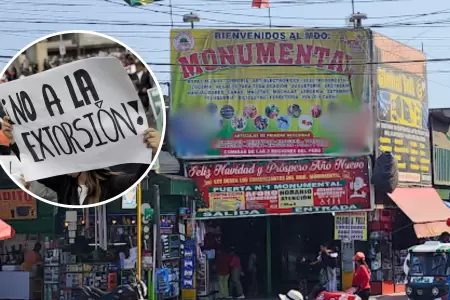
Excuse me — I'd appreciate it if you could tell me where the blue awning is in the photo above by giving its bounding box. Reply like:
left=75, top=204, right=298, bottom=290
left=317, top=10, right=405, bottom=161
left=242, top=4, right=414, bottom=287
left=444, top=201, right=450, bottom=209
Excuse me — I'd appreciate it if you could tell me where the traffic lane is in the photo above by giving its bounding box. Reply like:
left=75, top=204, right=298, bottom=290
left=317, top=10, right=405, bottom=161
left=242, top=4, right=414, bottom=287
left=370, top=294, right=407, bottom=300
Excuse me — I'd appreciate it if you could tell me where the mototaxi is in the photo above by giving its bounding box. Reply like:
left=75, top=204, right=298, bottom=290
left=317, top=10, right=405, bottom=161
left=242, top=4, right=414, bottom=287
left=404, top=241, right=450, bottom=300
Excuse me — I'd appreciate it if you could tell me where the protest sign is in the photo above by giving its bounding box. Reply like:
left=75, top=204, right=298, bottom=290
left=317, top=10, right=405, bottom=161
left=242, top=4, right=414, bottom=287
left=148, top=87, right=164, bottom=172
left=0, top=57, right=151, bottom=181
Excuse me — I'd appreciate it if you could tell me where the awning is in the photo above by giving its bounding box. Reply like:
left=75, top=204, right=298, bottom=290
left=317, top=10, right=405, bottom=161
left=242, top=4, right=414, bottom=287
left=0, top=219, right=14, bottom=240
left=389, top=188, right=450, bottom=238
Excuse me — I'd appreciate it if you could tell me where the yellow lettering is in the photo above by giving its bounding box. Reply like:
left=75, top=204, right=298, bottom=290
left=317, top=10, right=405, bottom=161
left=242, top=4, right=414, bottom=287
left=380, top=145, right=393, bottom=152
left=398, top=162, right=407, bottom=169
left=394, top=139, right=403, bottom=145
left=410, top=164, right=420, bottom=170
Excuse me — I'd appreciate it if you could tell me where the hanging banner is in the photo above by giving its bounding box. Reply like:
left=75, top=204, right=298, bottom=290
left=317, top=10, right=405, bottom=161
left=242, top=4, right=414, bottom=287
left=186, top=157, right=373, bottom=219
left=170, top=29, right=372, bottom=159
left=0, top=189, right=37, bottom=220
left=373, top=33, right=431, bottom=185
left=334, top=212, right=367, bottom=241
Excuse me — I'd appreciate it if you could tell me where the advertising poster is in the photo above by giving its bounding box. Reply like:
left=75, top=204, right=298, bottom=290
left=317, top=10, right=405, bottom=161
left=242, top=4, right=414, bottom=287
left=186, top=157, right=373, bottom=219
left=334, top=212, right=367, bottom=241
left=0, top=189, right=37, bottom=220
left=373, top=33, right=431, bottom=185
left=171, top=29, right=372, bottom=158
left=430, top=111, right=450, bottom=185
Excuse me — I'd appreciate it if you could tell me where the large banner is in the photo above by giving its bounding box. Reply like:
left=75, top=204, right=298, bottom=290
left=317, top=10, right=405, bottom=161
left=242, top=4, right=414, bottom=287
left=171, top=29, right=371, bottom=158
left=373, top=33, right=431, bottom=185
left=334, top=212, right=367, bottom=241
left=0, top=189, right=36, bottom=220
left=186, top=157, right=373, bottom=219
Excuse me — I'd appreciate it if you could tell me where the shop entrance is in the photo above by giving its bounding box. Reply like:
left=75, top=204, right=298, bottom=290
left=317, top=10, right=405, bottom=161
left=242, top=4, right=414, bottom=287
left=217, top=217, right=268, bottom=297
left=271, top=213, right=335, bottom=294
left=215, top=213, right=335, bottom=297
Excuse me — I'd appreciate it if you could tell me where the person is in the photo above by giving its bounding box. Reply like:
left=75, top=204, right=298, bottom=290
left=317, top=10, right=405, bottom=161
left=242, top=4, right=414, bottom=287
left=130, top=61, right=152, bottom=109
left=247, top=249, right=258, bottom=297
left=439, top=232, right=450, bottom=243
left=216, top=247, right=232, bottom=299
left=295, top=256, right=309, bottom=297
left=2, top=116, right=161, bottom=205
left=310, top=243, right=338, bottom=291
left=12, top=172, right=58, bottom=202
left=230, top=247, right=245, bottom=299
left=352, top=252, right=371, bottom=300
left=21, top=242, right=42, bottom=272
left=279, top=290, right=304, bottom=300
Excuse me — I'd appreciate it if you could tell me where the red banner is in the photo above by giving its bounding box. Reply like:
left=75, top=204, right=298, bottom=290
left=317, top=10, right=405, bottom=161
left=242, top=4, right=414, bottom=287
left=186, top=157, right=372, bottom=218
left=252, top=0, right=270, bottom=8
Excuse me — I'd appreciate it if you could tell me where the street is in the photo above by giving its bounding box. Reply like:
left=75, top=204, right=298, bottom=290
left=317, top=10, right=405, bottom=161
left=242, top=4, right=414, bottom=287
left=371, top=294, right=407, bottom=300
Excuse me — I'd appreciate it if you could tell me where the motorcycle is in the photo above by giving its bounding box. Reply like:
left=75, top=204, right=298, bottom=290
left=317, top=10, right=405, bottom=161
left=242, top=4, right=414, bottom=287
left=81, top=273, right=147, bottom=300
left=304, top=284, right=361, bottom=300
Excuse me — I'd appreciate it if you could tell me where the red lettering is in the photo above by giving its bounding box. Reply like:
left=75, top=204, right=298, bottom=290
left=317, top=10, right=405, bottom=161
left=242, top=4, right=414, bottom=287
left=201, top=49, right=218, bottom=72
left=313, top=46, right=330, bottom=68
left=255, top=43, right=276, bottom=64
left=279, top=43, right=294, bottom=64
left=237, top=44, right=253, bottom=65
left=295, top=44, right=313, bottom=65
left=178, top=54, right=203, bottom=79
left=218, top=45, right=236, bottom=65
left=328, top=50, right=345, bottom=72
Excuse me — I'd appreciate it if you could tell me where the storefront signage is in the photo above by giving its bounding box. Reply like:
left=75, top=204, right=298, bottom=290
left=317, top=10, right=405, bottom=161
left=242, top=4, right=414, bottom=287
left=0, top=189, right=36, bottom=220
left=373, top=33, right=431, bottom=186
left=121, top=187, right=137, bottom=209
left=334, top=212, right=367, bottom=241
left=170, top=29, right=371, bottom=158
left=186, top=157, right=373, bottom=219
left=181, top=240, right=196, bottom=289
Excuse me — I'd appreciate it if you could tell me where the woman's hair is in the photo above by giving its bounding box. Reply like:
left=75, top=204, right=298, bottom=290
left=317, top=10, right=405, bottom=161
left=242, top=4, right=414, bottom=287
left=84, top=169, right=119, bottom=204
left=356, top=258, right=368, bottom=267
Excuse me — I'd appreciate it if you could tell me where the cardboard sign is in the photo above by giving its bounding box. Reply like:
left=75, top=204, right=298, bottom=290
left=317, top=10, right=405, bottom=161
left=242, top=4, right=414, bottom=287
left=0, top=57, right=151, bottom=181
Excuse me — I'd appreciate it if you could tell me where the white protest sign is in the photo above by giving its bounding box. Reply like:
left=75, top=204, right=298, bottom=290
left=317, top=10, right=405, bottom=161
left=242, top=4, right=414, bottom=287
left=0, top=57, right=151, bottom=181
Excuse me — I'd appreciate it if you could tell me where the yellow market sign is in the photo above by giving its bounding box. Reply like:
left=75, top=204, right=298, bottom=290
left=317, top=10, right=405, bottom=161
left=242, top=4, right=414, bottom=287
left=170, top=29, right=371, bottom=158
left=334, top=212, right=367, bottom=241
left=0, top=189, right=37, bottom=220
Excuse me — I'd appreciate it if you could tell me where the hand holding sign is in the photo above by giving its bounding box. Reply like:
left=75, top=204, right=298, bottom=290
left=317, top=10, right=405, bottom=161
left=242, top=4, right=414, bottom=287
left=0, top=57, right=158, bottom=181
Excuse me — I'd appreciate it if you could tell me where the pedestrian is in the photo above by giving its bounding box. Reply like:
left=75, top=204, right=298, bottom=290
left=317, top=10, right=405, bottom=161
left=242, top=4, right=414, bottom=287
left=230, top=247, right=245, bottom=298
left=247, top=248, right=258, bottom=296
left=22, top=242, right=42, bottom=272
left=352, top=252, right=371, bottom=300
left=310, top=243, right=338, bottom=291
left=295, top=256, right=309, bottom=296
left=216, top=247, right=232, bottom=298
left=2, top=116, right=161, bottom=205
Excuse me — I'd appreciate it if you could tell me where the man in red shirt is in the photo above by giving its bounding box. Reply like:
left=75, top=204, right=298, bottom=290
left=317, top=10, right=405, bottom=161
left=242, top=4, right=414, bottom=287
left=230, top=248, right=245, bottom=298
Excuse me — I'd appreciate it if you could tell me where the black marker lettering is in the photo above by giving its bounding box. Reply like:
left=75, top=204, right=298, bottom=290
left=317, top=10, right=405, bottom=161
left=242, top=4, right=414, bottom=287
left=52, top=125, right=72, bottom=155
left=9, top=93, right=29, bottom=125
left=82, top=112, right=107, bottom=147
left=65, top=75, right=83, bottom=109
left=42, top=84, right=64, bottom=117
left=21, top=132, right=43, bottom=162
left=30, top=129, right=55, bottom=159
left=74, top=69, right=99, bottom=107
left=19, top=91, right=37, bottom=122
left=111, top=103, right=137, bottom=138
left=73, top=118, right=93, bottom=149
left=97, top=109, right=119, bottom=142
left=61, top=122, right=84, bottom=153
left=41, top=126, right=61, bottom=156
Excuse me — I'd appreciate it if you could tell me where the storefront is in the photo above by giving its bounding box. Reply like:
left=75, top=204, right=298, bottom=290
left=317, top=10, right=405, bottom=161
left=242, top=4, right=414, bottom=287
left=368, top=188, right=450, bottom=295
left=186, top=156, right=374, bottom=297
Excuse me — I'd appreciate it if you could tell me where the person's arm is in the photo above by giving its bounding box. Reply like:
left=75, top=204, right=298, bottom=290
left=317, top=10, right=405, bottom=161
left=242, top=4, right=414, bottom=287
left=36, top=175, right=66, bottom=196
left=29, top=181, right=58, bottom=202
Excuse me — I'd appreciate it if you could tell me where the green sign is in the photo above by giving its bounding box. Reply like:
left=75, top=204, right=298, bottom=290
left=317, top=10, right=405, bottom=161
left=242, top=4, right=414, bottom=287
left=436, top=189, right=450, bottom=201
left=196, top=205, right=362, bottom=219
left=144, top=208, right=154, bottom=222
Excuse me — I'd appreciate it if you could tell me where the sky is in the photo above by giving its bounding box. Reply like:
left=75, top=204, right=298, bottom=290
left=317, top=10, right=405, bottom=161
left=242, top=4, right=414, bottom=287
left=0, top=0, right=449, bottom=108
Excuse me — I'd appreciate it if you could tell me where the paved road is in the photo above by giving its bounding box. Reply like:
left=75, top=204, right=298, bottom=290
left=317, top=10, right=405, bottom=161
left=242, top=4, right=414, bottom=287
left=370, top=294, right=407, bottom=300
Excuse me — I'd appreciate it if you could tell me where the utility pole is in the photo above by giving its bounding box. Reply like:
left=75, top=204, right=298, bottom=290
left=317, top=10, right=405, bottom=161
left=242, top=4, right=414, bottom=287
left=350, top=12, right=368, bottom=29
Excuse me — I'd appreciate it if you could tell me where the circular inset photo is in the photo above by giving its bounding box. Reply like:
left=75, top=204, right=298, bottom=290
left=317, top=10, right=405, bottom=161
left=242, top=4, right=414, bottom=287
left=311, top=104, right=322, bottom=118
left=276, top=115, right=291, bottom=130
left=265, top=104, right=280, bottom=119
left=299, top=115, right=313, bottom=130
left=231, top=116, right=247, bottom=131
left=254, top=116, right=269, bottom=131
left=220, top=105, right=235, bottom=119
left=243, top=104, right=258, bottom=119
left=206, top=102, right=219, bottom=115
left=288, top=104, right=302, bottom=118
left=0, top=30, right=166, bottom=209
